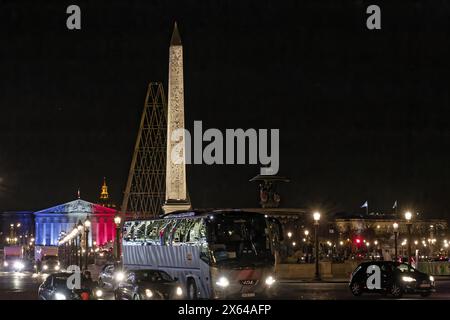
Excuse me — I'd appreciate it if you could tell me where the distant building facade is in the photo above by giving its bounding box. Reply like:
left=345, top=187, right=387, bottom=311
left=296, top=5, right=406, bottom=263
left=34, top=198, right=117, bottom=247
left=334, top=212, right=449, bottom=259
left=0, top=211, right=34, bottom=248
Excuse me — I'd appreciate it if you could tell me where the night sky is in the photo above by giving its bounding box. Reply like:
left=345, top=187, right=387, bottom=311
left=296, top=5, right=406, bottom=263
left=1, top=0, right=450, bottom=219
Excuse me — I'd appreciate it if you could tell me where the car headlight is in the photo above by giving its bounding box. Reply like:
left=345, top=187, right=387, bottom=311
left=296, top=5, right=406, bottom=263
left=265, top=275, right=276, bottom=286
left=95, top=289, right=103, bottom=298
left=55, top=265, right=60, bottom=271
left=115, top=272, right=125, bottom=282
left=402, top=276, right=416, bottom=282
left=13, top=261, right=24, bottom=270
left=55, top=292, right=66, bottom=300
left=43, top=265, right=48, bottom=270
left=3, top=261, right=8, bottom=267
left=176, top=286, right=183, bottom=296
left=216, top=276, right=230, bottom=288
left=429, top=276, right=435, bottom=282
left=145, top=289, right=153, bottom=298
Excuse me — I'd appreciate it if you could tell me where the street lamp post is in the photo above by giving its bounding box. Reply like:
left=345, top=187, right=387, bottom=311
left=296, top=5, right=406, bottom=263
left=114, top=215, right=122, bottom=261
left=77, top=221, right=83, bottom=268
left=405, top=212, right=413, bottom=265
left=84, top=219, right=91, bottom=271
left=313, top=212, right=321, bottom=281
left=287, top=232, right=293, bottom=257
left=304, top=230, right=309, bottom=262
left=393, top=222, right=399, bottom=263
left=71, top=236, right=75, bottom=266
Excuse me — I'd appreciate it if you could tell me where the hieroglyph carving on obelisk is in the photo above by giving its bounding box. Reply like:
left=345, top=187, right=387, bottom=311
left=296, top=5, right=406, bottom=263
left=163, top=22, right=191, bottom=213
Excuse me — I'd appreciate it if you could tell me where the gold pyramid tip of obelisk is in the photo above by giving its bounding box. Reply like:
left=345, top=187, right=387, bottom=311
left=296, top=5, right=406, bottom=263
left=170, top=21, right=182, bottom=46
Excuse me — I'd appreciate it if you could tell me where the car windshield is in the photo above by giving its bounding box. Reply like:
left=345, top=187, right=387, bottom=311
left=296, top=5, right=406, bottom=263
left=5, top=256, right=21, bottom=261
left=209, top=214, right=273, bottom=267
left=135, top=270, right=173, bottom=282
left=43, top=255, right=58, bottom=261
left=397, top=263, right=415, bottom=272
left=53, top=275, right=92, bottom=288
left=53, top=276, right=69, bottom=288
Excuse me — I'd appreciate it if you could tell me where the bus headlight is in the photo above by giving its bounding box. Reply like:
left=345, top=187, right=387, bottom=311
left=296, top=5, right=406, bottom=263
left=95, top=289, right=103, bottom=298
left=43, top=265, right=48, bottom=270
left=265, top=275, right=276, bottom=286
left=55, top=265, right=60, bottom=271
left=216, top=277, right=230, bottom=288
left=176, top=286, right=183, bottom=296
left=145, top=289, right=153, bottom=298
left=402, top=276, right=416, bottom=282
left=3, top=261, right=8, bottom=267
left=55, top=292, right=66, bottom=300
left=115, top=272, right=125, bottom=282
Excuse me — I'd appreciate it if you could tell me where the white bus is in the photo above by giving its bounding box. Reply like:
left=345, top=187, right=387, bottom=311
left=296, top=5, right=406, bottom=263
left=122, top=210, right=282, bottom=299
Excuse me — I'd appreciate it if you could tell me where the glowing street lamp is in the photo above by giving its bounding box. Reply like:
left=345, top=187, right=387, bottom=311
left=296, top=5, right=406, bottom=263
left=287, top=232, right=292, bottom=239
left=405, top=212, right=413, bottom=264
left=393, top=222, right=399, bottom=262
left=84, top=218, right=91, bottom=270
left=114, top=214, right=122, bottom=260
left=76, top=220, right=83, bottom=267
left=313, top=212, right=321, bottom=281
left=313, top=212, right=321, bottom=224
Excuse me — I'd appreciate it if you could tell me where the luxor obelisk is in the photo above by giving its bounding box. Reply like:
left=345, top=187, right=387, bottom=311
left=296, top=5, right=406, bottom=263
left=163, top=22, right=192, bottom=214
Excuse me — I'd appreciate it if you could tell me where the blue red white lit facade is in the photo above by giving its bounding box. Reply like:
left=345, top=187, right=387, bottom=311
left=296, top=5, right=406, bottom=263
left=34, top=199, right=117, bottom=247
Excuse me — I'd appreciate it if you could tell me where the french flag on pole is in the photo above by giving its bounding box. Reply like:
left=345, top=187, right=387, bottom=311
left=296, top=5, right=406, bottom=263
left=361, top=201, right=368, bottom=208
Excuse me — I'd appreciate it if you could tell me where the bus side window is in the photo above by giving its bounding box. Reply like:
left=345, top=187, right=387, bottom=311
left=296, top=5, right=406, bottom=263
left=124, top=222, right=138, bottom=244
left=172, top=219, right=186, bottom=245
left=122, top=223, right=130, bottom=243
left=144, top=221, right=152, bottom=244
left=199, top=219, right=207, bottom=242
left=184, top=220, right=196, bottom=244
left=161, top=220, right=175, bottom=245
left=169, top=220, right=180, bottom=245
left=135, top=221, right=146, bottom=243
left=188, top=218, right=206, bottom=245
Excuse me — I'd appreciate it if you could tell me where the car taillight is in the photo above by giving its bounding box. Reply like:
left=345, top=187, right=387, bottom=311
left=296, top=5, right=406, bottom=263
left=80, top=292, right=90, bottom=300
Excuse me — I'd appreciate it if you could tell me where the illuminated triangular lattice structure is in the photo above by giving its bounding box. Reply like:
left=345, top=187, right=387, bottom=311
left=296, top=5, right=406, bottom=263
left=121, top=82, right=167, bottom=218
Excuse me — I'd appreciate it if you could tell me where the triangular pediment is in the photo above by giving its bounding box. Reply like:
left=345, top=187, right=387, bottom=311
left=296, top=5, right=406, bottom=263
left=34, top=199, right=116, bottom=215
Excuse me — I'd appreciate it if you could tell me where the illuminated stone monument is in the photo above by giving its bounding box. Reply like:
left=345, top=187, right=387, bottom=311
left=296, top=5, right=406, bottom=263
left=163, top=22, right=191, bottom=214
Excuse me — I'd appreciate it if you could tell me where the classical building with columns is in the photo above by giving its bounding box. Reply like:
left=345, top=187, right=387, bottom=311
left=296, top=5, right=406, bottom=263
left=34, top=198, right=117, bottom=247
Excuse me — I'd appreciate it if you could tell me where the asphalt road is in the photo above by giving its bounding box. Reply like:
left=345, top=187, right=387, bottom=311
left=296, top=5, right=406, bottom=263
left=2, top=271, right=450, bottom=300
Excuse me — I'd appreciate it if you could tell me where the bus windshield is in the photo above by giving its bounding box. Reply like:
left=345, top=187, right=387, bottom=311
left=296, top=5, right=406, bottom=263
left=208, top=214, right=273, bottom=267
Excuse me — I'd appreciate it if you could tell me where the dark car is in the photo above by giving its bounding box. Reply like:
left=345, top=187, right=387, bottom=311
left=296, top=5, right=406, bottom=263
left=114, top=269, right=184, bottom=300
left=98, top=263, right=124, bottom=290
left=349, top=261, right=435, bottom=298
left=38, top=272, right=104, bottom=300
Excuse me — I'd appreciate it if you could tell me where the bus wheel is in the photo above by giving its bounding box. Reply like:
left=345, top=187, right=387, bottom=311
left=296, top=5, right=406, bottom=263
left=187, top=279, right=198, bottom=300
